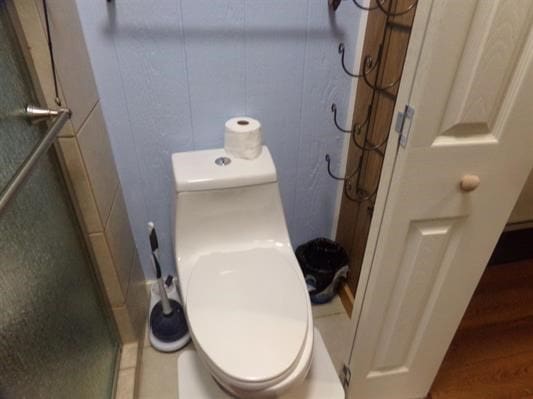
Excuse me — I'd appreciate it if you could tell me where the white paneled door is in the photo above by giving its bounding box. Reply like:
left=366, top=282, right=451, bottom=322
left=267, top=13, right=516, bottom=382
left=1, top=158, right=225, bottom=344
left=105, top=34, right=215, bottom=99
left=347, top=1, right=533, bottom=398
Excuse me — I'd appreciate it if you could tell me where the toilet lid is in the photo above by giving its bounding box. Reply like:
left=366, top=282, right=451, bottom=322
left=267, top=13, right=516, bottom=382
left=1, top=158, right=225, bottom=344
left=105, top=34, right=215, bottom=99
left=186, top=248, right=309, bottom=384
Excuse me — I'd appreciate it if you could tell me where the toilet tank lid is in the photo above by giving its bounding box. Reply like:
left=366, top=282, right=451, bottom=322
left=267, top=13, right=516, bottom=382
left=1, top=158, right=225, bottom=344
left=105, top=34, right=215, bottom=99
left=172, top=146, right=277, bottom=192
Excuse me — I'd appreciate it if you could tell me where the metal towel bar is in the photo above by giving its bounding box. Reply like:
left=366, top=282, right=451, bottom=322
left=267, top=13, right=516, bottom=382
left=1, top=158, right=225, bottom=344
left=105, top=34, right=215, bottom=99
left=0, top=106, right=71, bottom=214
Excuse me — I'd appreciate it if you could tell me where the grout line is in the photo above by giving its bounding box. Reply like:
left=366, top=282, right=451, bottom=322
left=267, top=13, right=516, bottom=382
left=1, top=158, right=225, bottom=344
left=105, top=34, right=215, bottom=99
left=103, top=183, right=120, bottom=231
left=109, top=17, right=151, bottom=261
left=88, top=231, right=127, bottom=306
left=102, top=187, right=133, bottom=302
left=72, top=138, right=104, bottom=230
left=178, top=0, right=196, bottom=150
left=122, top=248, right=137, bottom=300
left=74, top=103, right=118, bottom=228
left=73, top=99, right=99, bottom=136
left=118, top=364, right=139, bottom=372
left=244, top=0, right=247, bottom=115
left=313, top=311, right=346, bottom=320
left=290, top=0, right=312, bottom=227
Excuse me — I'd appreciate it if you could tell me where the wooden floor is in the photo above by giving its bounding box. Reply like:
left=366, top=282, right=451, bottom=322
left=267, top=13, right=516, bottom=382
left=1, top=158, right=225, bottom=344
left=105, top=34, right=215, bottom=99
left=430, top=259, right=533, bottom=399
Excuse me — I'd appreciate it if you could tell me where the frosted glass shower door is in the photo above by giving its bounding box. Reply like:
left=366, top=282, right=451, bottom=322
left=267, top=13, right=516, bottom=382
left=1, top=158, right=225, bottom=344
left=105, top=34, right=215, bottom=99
left=0, top=3, right=120, bottom=398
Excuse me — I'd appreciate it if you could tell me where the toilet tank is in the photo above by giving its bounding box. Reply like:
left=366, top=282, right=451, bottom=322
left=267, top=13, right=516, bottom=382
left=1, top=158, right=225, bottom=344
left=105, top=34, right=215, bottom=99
left=171, top=147, right=293, bottom=284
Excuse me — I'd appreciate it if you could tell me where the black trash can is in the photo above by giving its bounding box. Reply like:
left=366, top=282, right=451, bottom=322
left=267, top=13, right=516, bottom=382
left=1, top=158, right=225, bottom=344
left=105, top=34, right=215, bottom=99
left=295, top=238, right=349, bottom=304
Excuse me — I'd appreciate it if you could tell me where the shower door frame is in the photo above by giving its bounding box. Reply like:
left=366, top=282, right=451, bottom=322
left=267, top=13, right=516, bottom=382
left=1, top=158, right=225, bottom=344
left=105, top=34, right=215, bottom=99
left=3, top=1, right=123, bottom=395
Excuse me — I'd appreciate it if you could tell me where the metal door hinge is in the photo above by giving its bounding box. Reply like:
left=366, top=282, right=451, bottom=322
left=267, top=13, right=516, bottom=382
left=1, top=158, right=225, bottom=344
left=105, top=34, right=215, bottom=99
left=340, top=363, right=351, bottom=390
left=395, top=104, right=415, bottom=147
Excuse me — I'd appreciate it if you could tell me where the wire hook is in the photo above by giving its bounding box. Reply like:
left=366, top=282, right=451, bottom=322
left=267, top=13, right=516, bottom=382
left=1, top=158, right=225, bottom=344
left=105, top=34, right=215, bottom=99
left=351, top=0, right=382, bottom=11
left=351, top=132, right=386, bottom=155
left=325, top=154, right=361, bottom=181
left=343, top=177, right=380, bottom=203
left=339, top=43, right=380, bottom=78
left=376, top=0, right=418, bottom=17
left=362, top=53, right=401, bottom=94
left=331, top=103, right=373, bottom=135
left=331, top=103, right=352, bottom=133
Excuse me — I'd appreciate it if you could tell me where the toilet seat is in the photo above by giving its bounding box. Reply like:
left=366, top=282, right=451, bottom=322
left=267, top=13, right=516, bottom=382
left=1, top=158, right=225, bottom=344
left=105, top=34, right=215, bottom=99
left=186, top=248, right=310, bottom=390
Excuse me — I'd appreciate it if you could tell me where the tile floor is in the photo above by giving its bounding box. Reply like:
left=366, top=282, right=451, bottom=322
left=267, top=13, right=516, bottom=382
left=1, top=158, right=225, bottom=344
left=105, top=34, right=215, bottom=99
left=137, top=296, right=352, bottom=399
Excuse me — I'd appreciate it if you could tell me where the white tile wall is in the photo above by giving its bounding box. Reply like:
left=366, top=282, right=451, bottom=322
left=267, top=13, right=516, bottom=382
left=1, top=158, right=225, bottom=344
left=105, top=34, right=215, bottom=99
left=77, top=102, right=119, bottom=223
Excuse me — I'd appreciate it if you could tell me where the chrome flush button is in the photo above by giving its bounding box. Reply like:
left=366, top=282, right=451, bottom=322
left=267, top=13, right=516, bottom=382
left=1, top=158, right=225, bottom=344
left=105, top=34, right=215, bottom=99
left=215, top=157, right=231, bottom=166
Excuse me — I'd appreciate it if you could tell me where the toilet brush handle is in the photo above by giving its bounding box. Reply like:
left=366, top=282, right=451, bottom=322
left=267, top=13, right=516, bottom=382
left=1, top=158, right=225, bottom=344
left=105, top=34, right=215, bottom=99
left=151, top=252, right=172, bottom=315
left=147, top=222, right=173, bottom=315
left=158, top=277, right=173, bottom=315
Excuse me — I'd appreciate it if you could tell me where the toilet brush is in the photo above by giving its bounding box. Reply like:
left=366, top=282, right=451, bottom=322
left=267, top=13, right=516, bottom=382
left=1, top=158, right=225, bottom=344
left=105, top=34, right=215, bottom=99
left=148, top=222, right=190, bottom=351
left=149, top=222, right=172, bottom=314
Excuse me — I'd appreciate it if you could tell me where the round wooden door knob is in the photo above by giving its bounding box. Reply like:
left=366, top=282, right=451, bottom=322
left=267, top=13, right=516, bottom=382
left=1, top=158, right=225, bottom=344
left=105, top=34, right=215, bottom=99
left=460, top=174, right=480, bottom=192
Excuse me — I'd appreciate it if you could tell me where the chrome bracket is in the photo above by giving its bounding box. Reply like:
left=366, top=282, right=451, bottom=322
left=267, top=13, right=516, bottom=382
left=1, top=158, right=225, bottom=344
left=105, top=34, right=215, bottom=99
left=25, top=104, right=71, bottom=124
left=395, top=104, right=414, bottom=148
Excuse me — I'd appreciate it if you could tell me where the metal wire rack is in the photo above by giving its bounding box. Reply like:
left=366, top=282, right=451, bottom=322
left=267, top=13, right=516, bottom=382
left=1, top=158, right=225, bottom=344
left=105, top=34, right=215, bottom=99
left=326, top=0, right=417, bottom=202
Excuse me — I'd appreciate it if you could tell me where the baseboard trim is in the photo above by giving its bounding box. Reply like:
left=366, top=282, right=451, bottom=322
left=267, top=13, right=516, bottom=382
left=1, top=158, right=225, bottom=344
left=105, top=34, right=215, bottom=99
left=489, top=227, right=533, bottom=265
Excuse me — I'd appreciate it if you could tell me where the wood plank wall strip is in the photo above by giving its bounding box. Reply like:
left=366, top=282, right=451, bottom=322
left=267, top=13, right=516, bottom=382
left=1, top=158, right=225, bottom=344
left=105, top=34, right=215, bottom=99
left=336, top=0, right=416, bottom=294
left=339, top=281, right=355, bottom=316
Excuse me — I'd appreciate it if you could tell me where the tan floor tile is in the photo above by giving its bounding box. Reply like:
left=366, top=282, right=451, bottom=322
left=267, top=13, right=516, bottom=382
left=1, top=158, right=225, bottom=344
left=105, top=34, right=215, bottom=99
left=138, top=347, right=179, bottom=399
left=116, top=367, right=135, bottom=399
left=120, top=342, right=138, bottom=370
left=112, top=305, right=136, bottom=344
left=311, top=295, right=346, bottom=319
left=314, top=313, right=353, bottom=373
left=143, top=323, right=151, bottom=348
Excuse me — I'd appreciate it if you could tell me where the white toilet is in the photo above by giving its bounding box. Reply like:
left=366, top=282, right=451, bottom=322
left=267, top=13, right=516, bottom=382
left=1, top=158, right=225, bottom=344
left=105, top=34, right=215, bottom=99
left=171, top=146, right=314, bottom=398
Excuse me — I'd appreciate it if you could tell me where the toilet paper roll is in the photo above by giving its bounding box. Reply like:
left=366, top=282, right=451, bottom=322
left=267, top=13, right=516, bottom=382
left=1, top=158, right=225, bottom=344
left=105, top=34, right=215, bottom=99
left=224, top=117, right=263, bottom=160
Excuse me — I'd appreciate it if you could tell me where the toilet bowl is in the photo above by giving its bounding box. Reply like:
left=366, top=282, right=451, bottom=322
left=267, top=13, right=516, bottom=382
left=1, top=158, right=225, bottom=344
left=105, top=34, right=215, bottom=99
left=171, top=146, right=313, bottom=398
